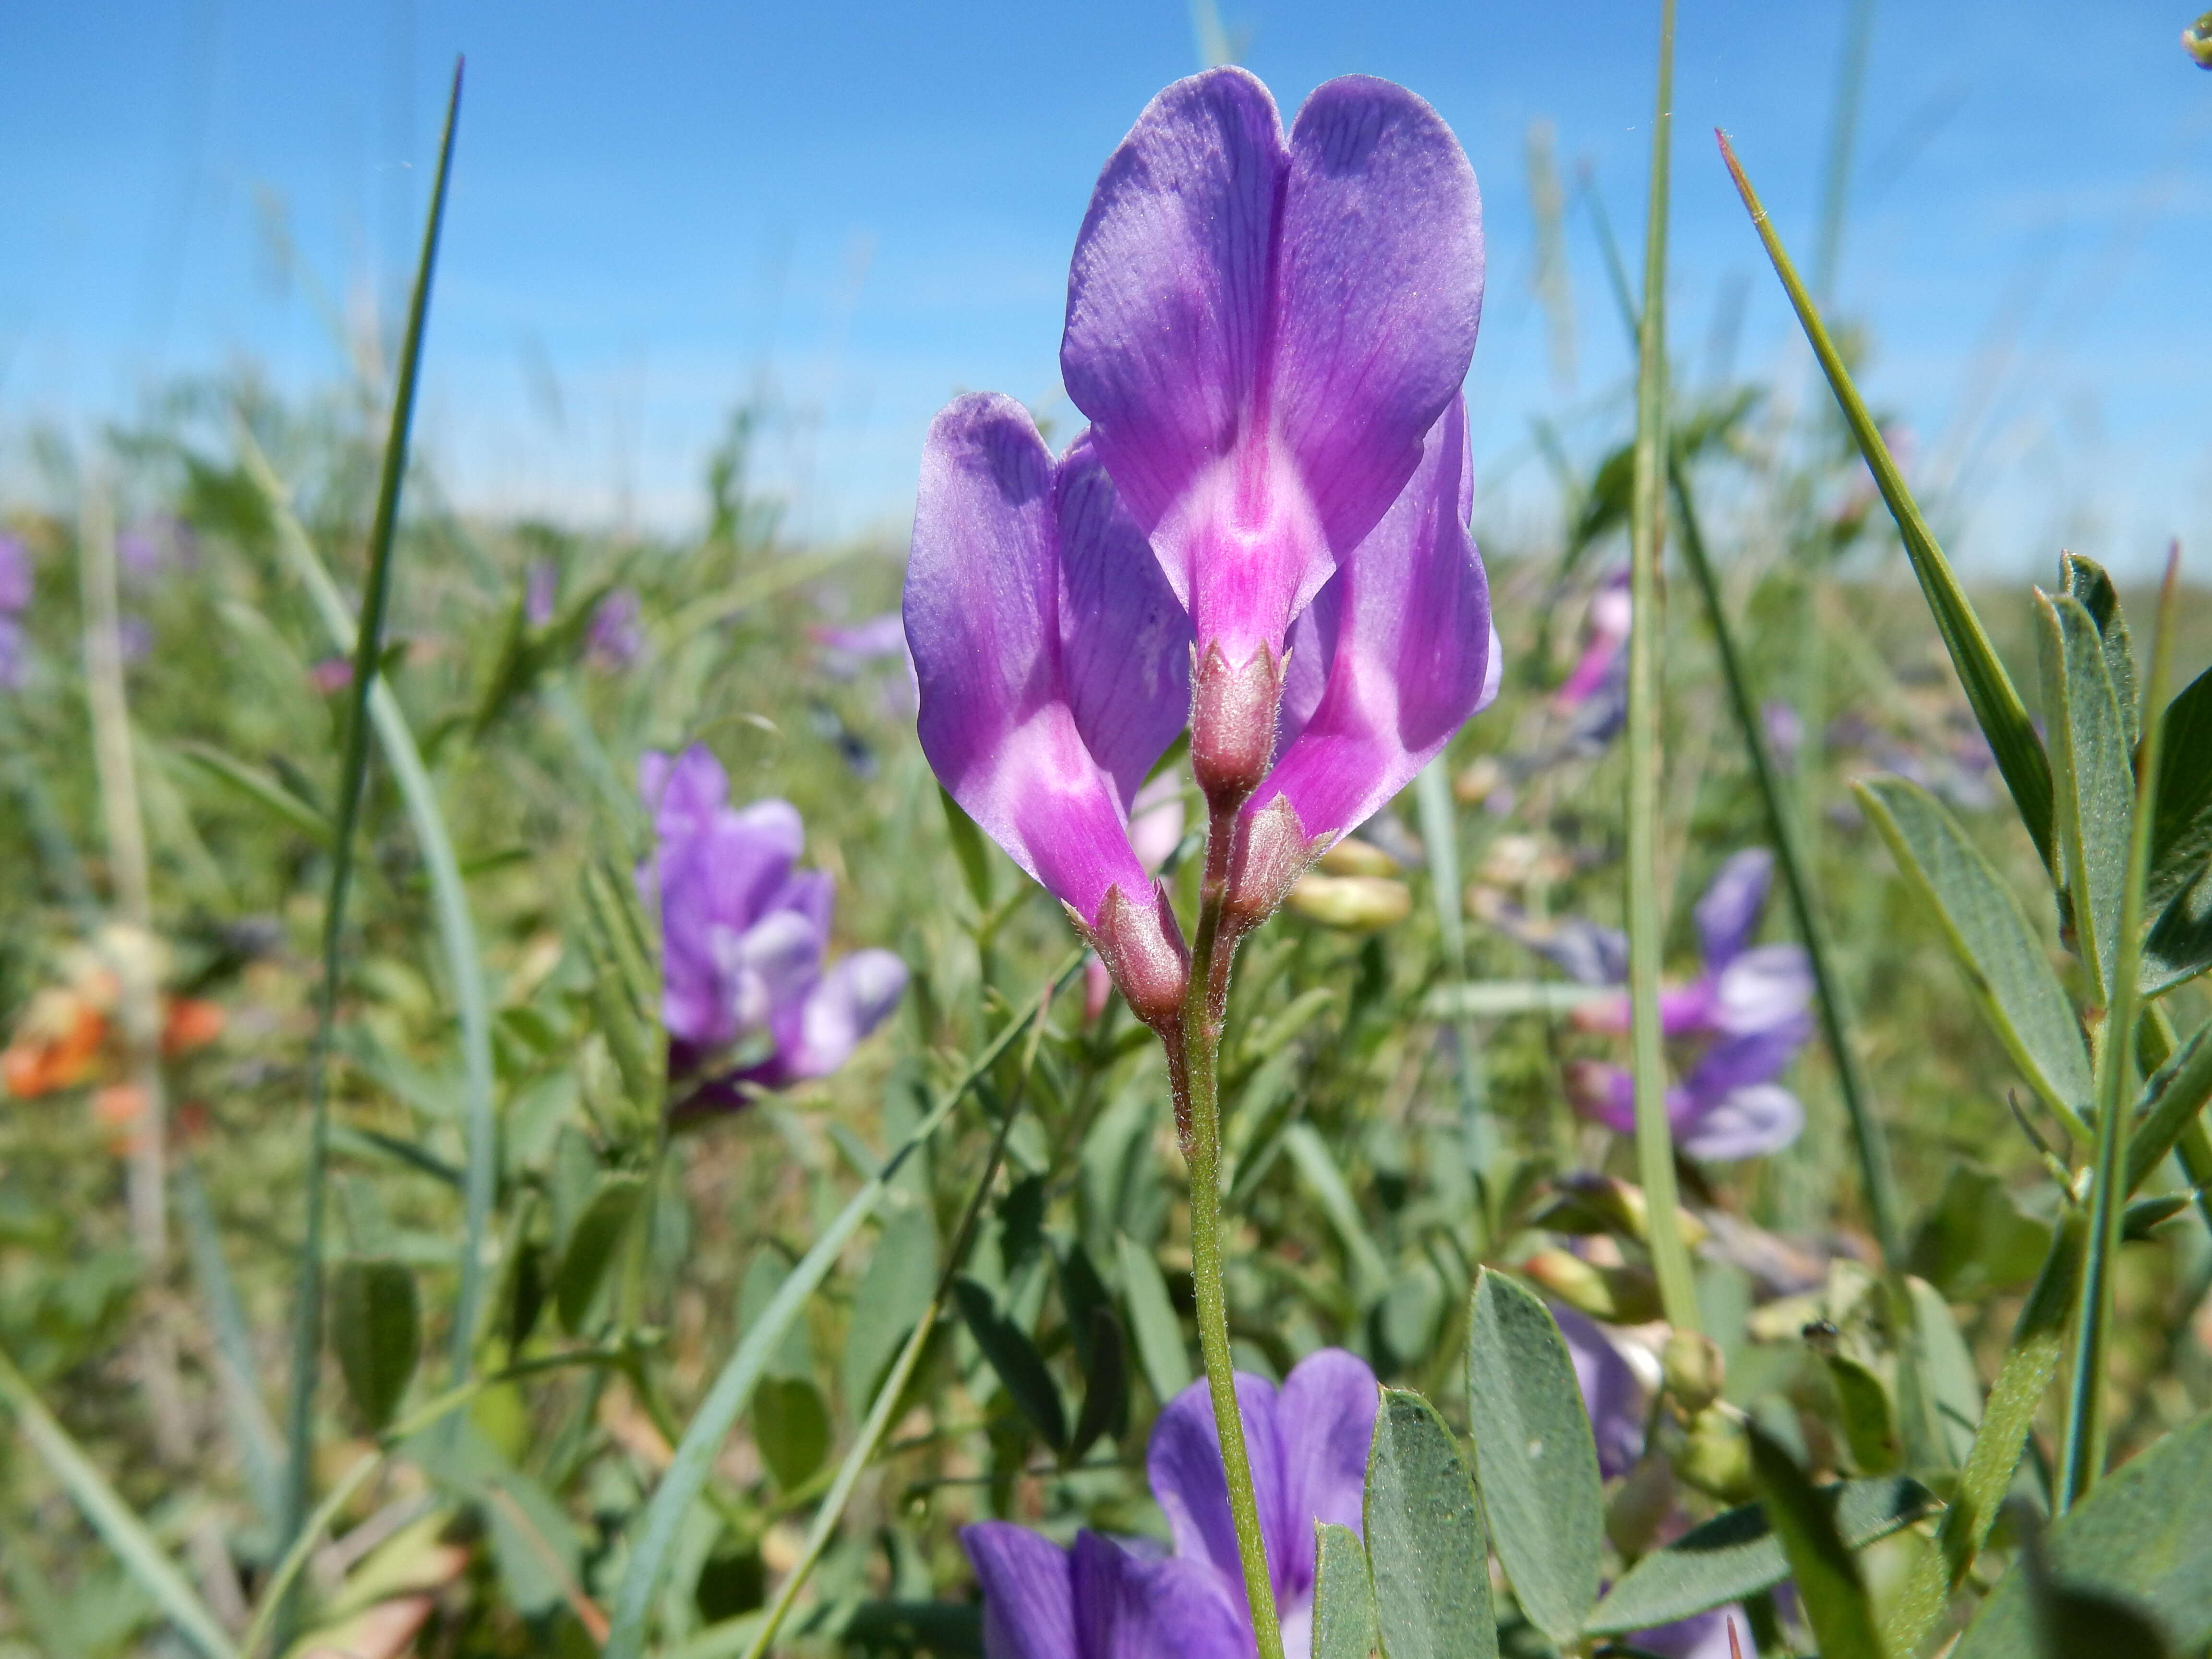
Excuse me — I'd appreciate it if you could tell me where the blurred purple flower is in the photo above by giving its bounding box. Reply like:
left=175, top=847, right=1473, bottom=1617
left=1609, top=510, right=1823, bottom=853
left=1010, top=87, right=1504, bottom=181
left=1556, top=567, right=1630, bottom=710
left=117, top=516, right=195, bottom=589
left=811, top=612, right=908, bottom=678
left=308, top=657, right=354, bottom=695
left=525, top=558, right=558, bottom=627
left=1063, top=65, right=1484, bottom=801
left=1761, top=699, right=1803, bottom=769
left=964, top=1349, right=1377, bottom=1659
left=117, top=616, right=155, bottom=663
left=1227, top=394, right=1500, bottom=919
left=905, top=394, right=1194, bottom=1028
left=1556, top=1301, right=1649, bottom=1480
left=1503, top=850, right=1811, bottom=1161
left=640, top=745, right=906, bottom=1111
left=0, top=534, right=30, bottom=690
left=587, top=589, right=643, bottom=669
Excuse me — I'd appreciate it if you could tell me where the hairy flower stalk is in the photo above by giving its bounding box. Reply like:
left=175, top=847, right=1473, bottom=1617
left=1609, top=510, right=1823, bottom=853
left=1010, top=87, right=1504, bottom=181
left=909, top=64, right=1493, bottom=1659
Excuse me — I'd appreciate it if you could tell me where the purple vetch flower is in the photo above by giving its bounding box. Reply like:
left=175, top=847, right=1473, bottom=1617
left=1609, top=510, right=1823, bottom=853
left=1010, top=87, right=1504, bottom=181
left=1062, top=66, right=1483, bottom=804
left=1501, top=851, right=1812, bottom=1161
left=811, top=612, right=909, bottom=677
left=1555, top=1301, right=1650, bottom=1481
left=524, top=558, right=559, bottom=627
left=904, top=394, right=1194, bottom=1027
left=963, top=1349, right=1378, bottom=1659
left=1555, top=566, right=1630, bottom=710
left=587, top=589, right=643, bottom=669
left=0, top=533, right=30, bottom=690
left=640, top=745, right=906, bottom=1111
left=308, top=656, right=354, bottom=695
left=1225, top=394, right=1500, bottom=921
left=117, top=515, right=195, bottom=588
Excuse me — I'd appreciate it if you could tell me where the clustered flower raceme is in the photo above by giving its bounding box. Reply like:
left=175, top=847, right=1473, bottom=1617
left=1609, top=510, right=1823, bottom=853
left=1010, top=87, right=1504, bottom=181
left=904, top=64, right=1498, bottom=1049
left=639, top=744, right=907, bottom=1115
left=1494, top=849, right=1813, bottom=1161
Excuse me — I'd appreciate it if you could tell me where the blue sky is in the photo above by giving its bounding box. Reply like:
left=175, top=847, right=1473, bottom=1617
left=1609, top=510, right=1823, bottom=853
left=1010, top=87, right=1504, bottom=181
left=5, top=1, right=2209, bottom=573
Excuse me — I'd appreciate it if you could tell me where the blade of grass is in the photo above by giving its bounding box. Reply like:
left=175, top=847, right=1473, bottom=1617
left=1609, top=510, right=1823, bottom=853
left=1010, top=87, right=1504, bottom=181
left=175, top=1160, right=284, bottom=1530
left=0, top=1346, right=240, bottom=1659
left=1626, top=0, right=1699, bottom=1334
left=1670, top=460, right=1904, bottom=1260
left=1716, top=130, right=2056, bottom=870
left=237, top=162, right=493, bottom=1398
left=276, top=59, right=463, bottom=1569
left=736, top=989, right=1059, bottom=1659
left=602, top=952, right=1084, bottom=1659
left=2059, top=549, right=2181, bottom=1510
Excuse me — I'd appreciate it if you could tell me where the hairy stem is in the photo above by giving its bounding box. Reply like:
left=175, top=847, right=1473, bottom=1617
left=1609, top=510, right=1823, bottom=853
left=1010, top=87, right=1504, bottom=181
left=1177, top=806, right=1283, bottom=1659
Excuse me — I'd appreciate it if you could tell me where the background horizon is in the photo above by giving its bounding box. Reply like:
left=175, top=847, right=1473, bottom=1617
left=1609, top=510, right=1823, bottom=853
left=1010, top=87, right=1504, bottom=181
left=6, top=0, right=2210, bottom=574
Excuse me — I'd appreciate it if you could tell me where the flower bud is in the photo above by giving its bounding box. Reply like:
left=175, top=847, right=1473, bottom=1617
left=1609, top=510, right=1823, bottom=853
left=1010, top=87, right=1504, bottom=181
left=1316, top=837, right=1398, bottom=878
left=1190, top=640, right=1284, bottom=811
left=1517, top=1247, right=1663, bottom=1325
left=1662, top=1329, right=1727, bottom=1415
left=1224, top=795, right=1327, bottom=928
left=1087, top=881, right=1190, bottom=1033
left=1671, top=1403, right=1754, bottom=1502
left=1287, top=874, right=1412, bottom=932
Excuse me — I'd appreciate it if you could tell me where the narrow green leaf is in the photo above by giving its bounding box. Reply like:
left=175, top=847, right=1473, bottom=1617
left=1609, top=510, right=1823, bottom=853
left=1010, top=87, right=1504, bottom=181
left=175, top=1160, right=284, bottom=1528
left=1587, top=1476, right=1936, bottom=1635
left=2151, top=662, right=2212, bottom=901
left=329, top=1258, right=422, bottom=1434
left=2060, top=553, right=2140, bottom=750
left=752, top=1376, right=832, bottom=1491
left=1826, top=1353, right=1901, bottom=1476
left=2126, top=1016, right=2212, bottom=1190
left=1464, top=1269, right=1602, bottom=1646
left=1747, top=1423, right=1887, bottom=1659
left=1285, top=1124, right=1392, bottom=1301
left=0, top=1348, right=240, bottom=1659
left=1858, top=777, right=2092, bottom=1123
left=2143, top=861, right=2212, bottom=994
left=600, top=951, right=1085, bottom=1659
left=1312, top=1521, right=1378, bottom=1659
left=1719, top=131, right=2056, bottom=866
left=172, top=741, right=334, bottom=845
left=2038, top=591, right=2134, bottom=1002
left=1902, top=1275, right=1982, bottom=1473
left=954, top=1276, right=1067, bottom=1452
left=1936, top=1209, right=2082, bottom=1587
left=1067, top=1305, right=1129, bottom=1461
left=1365, top=1389, right=1495, bottom=1659
left=554, top=1172, right=647, bottom=1333
left=1951, top=1409, right=2212, bottom=1658
left=1116, top=1230, right=1193, bottom=1405
left=842, top=1201, right=938, bottom=1412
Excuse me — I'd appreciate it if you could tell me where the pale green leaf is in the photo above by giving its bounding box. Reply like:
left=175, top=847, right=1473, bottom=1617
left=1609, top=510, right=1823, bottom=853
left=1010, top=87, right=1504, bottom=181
left=1464, top=1269, right=1601, bottom=1646
left=1365, top=1389, right=1494, bottom=1659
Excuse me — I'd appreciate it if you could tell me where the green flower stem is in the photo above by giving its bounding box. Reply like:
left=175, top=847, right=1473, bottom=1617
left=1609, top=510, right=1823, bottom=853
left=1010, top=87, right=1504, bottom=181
left=1177, top=808, right=1284, bottom=1659
left=1626, top=0, right=1700, bottom=1335
left=2059, top=551, right=2180, bottom=1511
